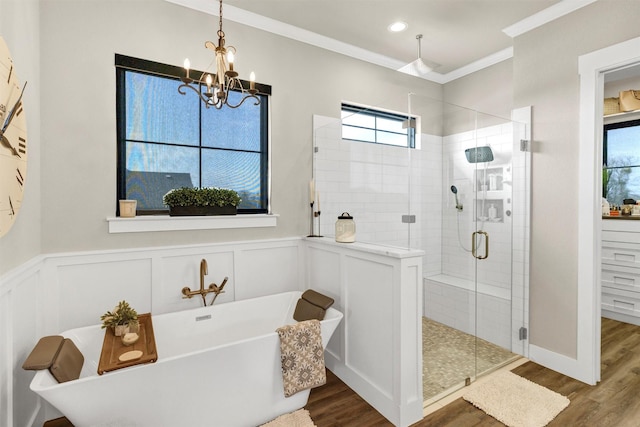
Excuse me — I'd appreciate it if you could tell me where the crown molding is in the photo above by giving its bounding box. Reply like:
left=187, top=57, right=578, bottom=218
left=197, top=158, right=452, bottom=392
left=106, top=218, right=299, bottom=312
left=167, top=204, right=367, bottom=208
left=166, top=0, right=592, bottom=84
left=502, top=0, right=598, bottom=38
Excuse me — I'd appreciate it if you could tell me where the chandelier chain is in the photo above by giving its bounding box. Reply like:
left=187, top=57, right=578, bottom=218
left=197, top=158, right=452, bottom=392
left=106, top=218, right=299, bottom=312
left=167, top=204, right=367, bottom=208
left=218, top=0, right=224, bottom=37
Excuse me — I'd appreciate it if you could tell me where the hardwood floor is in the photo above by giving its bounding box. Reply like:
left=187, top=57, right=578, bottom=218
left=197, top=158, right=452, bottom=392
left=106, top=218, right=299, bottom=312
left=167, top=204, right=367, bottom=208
left=306, top=318, right=640, bottom=426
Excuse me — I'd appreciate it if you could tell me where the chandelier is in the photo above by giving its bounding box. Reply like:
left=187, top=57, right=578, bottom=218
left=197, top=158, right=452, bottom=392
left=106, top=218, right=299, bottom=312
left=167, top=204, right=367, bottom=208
left=178, top=0, right=260, bottom=109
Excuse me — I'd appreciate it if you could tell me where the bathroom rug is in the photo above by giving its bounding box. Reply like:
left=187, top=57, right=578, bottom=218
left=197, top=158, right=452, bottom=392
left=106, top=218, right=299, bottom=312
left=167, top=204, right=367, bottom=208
left=462, top=370, right=570, bottom=427
left=259, top=409, right=316, bottom=427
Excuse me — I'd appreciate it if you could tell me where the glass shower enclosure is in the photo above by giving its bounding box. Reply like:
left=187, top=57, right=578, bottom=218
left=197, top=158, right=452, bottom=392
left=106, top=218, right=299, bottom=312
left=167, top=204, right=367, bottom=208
left=312, top=94, right=530, bottom=406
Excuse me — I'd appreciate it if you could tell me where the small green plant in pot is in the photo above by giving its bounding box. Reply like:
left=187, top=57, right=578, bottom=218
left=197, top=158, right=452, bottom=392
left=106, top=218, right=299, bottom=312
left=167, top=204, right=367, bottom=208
left=163, top=187, right=241, bottom=216
left=101, top=300, right=139, bottom=336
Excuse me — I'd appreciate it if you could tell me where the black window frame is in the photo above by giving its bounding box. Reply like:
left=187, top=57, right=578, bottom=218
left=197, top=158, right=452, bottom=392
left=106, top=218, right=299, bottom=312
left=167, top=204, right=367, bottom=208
left=115, top=54, right=271, bottom=215
left=341, top=103, right=416, bottom=148
left=603, top=118, right=640, bottom=201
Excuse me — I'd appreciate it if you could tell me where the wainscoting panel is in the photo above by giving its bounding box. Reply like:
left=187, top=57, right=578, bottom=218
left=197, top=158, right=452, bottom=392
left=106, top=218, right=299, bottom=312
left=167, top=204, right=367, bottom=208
left=0, top=278, right=12, bottom=427
left=305, top=238, right=424, bottom=427
left=1, top=258, right=46, bottom=427
left=156, top=251, right=235, bottom=315
left=307, top=246, right=342, bottom=361
left=56, top=258, right=153, bottom=332
left=234, top=242, right=303, bottom=301
left=344, top=255, right=394, bottom=397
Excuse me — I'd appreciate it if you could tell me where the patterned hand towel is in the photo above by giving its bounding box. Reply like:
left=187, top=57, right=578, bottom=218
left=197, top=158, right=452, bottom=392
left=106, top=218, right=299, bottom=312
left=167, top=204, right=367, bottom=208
left=276, top=319, right=326, bottom=397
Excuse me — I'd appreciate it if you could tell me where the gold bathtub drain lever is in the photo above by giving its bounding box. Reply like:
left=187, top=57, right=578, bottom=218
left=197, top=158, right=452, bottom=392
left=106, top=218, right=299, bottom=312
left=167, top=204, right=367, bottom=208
left=181, top=259, right=228, bottom=306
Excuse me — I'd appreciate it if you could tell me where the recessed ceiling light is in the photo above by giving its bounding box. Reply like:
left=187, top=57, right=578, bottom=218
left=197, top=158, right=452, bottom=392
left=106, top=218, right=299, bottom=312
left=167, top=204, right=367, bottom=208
left=388, top=21, right=408, bottom=33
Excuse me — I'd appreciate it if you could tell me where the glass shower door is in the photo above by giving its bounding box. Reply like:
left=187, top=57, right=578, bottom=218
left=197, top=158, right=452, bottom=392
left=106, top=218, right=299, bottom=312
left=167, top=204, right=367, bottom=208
left=409, top=93, right=527, bottom=404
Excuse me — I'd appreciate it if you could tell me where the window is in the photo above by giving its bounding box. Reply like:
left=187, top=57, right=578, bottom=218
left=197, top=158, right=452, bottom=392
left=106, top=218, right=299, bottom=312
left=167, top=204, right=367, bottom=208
left=603, top=119, right=640, bottom=205
left=341, top=103, right=415, bottom=148
left=115, top=54, right=271, bottom=215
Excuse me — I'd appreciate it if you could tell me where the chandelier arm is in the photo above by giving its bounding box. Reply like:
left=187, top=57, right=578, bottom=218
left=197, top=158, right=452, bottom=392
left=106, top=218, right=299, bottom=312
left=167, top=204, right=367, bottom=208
left=223, top=93, right=261, bottom=109
left=178, top=82, right=220, bottom=106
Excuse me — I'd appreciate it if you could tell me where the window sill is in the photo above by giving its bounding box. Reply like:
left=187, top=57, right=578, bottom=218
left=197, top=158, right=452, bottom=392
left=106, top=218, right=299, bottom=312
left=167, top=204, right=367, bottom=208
left=107, top=213, right=278, bottom=234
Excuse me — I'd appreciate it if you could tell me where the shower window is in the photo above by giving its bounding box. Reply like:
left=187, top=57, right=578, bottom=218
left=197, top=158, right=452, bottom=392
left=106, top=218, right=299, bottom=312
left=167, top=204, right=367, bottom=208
left=603, top=119, right=640, bottom=205
left=341, top=103, right=416, bottom=148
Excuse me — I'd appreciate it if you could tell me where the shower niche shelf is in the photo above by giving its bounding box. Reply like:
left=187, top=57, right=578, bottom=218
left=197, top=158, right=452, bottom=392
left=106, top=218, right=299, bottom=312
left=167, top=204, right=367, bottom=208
left=475, top=166, right=506, bottom=192
left=475, top=199, right=504, bottom=223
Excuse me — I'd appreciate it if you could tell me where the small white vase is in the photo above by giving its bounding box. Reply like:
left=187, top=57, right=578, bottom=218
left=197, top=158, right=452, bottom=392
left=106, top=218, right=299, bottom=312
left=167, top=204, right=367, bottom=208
left=114, top=324, right=130, bottom=337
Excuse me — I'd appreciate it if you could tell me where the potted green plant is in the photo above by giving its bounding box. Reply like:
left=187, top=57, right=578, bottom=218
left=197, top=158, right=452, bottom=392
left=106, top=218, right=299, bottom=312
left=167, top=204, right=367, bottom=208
left=100, top=300, right=139, bottom=336
left=163, top=187, right=241, bottom=216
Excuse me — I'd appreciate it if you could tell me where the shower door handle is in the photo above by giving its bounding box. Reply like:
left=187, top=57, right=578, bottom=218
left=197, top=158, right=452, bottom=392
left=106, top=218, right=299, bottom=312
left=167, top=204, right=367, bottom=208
left=472, top=231, right=489, bottom=260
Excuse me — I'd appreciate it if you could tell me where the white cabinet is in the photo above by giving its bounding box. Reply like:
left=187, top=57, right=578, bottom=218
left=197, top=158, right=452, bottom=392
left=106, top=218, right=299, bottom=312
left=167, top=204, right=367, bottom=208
left=602, top=220, right=640, bottom=325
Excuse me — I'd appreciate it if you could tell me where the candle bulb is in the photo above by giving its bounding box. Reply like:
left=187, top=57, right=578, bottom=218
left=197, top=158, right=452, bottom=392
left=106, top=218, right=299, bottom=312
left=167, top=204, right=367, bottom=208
left=205, top=74, right=212, bottom=94
left=227, top=51, right=234, bottom=72
left=249, top=71, right=256, bottom=91
left=309, top=179, right=315, bottom=204
left=183, top=58, right=190, bottom=79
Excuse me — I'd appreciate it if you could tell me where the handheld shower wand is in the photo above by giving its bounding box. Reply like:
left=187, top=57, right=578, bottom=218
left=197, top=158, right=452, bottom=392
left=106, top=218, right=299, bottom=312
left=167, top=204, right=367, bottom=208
left=450, top=185, right=463, bottom=212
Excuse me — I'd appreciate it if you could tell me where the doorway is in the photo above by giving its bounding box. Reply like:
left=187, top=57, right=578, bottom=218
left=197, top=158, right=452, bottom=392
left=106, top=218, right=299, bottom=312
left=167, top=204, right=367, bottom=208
left=578, top=35, right=640, bottom=385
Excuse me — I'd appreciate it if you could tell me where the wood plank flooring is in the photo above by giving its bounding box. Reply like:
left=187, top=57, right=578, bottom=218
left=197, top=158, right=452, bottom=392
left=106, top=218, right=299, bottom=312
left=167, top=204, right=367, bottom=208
left=306, top=317, right=640, bottom=426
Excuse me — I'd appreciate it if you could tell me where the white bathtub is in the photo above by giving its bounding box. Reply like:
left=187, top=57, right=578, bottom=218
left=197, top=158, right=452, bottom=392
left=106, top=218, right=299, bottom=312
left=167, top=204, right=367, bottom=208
left=30, top=291, right=343, bottom=427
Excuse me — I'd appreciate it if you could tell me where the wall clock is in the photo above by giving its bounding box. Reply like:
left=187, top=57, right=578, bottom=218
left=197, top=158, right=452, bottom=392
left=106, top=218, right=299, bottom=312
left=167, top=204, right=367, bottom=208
left=0, top=37, right=27, bottom=238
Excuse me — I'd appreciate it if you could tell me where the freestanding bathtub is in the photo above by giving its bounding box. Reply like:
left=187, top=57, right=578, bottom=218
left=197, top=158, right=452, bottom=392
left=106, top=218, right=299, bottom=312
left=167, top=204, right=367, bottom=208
left=30, top=291, right=343, bottom=427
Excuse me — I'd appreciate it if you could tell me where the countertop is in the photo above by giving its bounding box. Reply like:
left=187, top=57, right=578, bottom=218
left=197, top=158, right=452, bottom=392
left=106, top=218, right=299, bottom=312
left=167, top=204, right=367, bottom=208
left=602, top=215, right=640, bottom=220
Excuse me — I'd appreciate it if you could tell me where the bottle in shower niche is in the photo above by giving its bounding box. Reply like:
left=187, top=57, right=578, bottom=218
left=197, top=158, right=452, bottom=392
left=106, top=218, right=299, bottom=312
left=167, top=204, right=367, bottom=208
left=488, top=204, right=497, bottom=220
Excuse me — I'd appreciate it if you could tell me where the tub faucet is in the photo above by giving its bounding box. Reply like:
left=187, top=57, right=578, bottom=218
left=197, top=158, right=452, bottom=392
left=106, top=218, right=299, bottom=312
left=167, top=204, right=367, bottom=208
left=181, top=258, right=228, bottom=306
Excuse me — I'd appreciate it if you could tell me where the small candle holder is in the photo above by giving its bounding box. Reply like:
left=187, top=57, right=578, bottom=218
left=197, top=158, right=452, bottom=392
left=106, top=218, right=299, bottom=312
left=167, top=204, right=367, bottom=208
left=314, top=210, right=323, bottom=238
left=307, top=202, right=323, bottom=237
left=307, top=202, right=316, bottom=237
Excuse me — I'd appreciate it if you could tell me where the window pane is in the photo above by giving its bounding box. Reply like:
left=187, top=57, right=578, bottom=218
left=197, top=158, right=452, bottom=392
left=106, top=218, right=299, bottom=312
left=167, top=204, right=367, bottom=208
left=125, top=141, right=199, bottom=209
left=202, top=91, right=262, bottom=151
left=201, top=149, right=262, bottom=209
left=604, top=166, right=640, bottom=205
left=341, top=104, right=414, bottom=148
left=342, top=111, right=375, bottom=128
left=607, top=126, right=640, bottom=166
left=125, top=72, right=199, bottom=145
left=377, top=116, right=406, bottom=133
left=377, top=131, right=407, bottom=146
left=343, top=126, right=375, bottom=142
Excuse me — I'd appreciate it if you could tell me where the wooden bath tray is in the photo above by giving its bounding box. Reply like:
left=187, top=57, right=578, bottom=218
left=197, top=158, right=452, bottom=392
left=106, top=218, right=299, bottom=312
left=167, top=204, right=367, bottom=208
left=97, top=313, right=157, bottom=375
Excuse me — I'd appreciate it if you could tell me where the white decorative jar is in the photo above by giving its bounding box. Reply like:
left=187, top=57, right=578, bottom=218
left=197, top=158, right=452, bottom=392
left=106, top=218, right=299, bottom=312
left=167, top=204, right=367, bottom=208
left=335, top=212, right=356, bottom=243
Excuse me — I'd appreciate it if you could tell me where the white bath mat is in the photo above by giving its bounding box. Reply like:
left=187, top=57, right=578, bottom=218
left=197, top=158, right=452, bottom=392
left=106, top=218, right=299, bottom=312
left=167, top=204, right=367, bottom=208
left=462, top=370, right=570, bottom=427
left=260, top=409, right=316, bottom=427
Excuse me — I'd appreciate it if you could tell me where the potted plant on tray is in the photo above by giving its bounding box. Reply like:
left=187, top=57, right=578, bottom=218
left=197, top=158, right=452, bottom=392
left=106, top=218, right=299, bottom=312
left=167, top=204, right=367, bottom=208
left=101, top=300, right=139, bottom=336
left=163, top=187, right=241, bottom=216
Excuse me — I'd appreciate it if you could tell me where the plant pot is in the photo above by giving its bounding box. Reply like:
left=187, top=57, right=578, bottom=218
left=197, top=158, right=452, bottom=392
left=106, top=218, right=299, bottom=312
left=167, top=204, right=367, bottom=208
left=119, top=199, right=137, bottom=218
left=113, top=324, right=129, bottom=337
left=113, top=321, right=139, bottom=337
left=169, top=205, right=237, bottom=216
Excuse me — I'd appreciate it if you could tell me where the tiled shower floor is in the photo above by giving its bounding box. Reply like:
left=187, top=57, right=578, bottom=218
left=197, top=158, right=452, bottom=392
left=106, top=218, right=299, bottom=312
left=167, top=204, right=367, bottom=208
left=422, top=317, right=519, bottom=403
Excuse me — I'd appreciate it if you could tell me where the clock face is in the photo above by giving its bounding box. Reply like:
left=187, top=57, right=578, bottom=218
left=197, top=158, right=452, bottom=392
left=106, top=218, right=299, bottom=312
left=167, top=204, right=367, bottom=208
left=0, top=37, right=27, bottom=238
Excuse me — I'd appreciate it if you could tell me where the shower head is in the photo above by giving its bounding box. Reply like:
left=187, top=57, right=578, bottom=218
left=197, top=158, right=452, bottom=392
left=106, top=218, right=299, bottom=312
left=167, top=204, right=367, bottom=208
left=465, top=146, right=494, bottom=163
left=450, top=185, right=463, bottom=211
